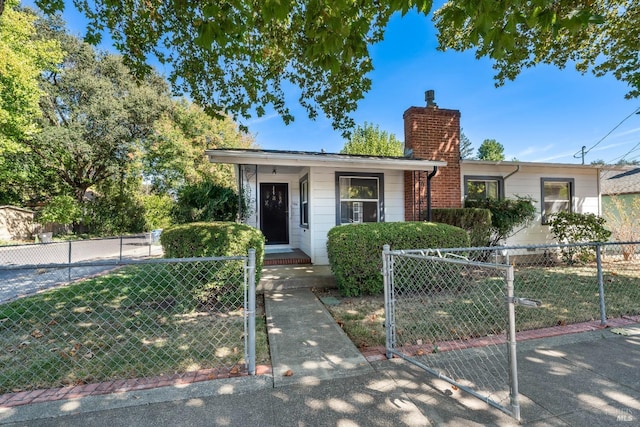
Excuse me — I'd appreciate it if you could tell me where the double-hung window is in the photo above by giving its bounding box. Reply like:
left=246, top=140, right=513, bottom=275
left=464, top=176, right=503, bottom=201
left=336, top=173, right=384, bottom=225
left=541, top=178, right=574, bottom=224
left=299, top=175, right=309, bottom=228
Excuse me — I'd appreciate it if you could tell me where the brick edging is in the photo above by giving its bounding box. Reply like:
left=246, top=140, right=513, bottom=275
left=361, top=315, right=640, bottom=362
left=0, top=365, right=272, bottom=408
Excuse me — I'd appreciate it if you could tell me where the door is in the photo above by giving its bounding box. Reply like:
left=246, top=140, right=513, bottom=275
left=260, top=183, right=289, bottom=245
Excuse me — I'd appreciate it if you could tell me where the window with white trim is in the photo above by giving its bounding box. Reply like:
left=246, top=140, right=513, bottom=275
left=300, top=175, right=309, bottom=228
left=335, top=173, right=384, bottom=225
left=541, top=178, right=574, bottom=224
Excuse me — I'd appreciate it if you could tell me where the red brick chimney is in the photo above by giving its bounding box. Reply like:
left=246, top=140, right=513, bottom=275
left=403, top=90, right=462, bottom=221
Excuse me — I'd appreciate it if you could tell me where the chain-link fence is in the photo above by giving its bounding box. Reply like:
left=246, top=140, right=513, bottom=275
left=383, top=246, right=521, bottom=420
left=428, top=241, right=640, bottom=329
left=0, top=235, right=163, bottom=303
left=383, top=241, right=640, bottom=422
left=0, top=251, right=257, bottom=396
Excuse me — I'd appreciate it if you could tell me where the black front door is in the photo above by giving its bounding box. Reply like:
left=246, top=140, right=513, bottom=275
left=260, top=183, right=289, bottom=245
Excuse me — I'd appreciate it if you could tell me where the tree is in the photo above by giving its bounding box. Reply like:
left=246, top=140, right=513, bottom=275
left=477, top=139, right=505, bottom=161
left=145, top=99, right=254, bottom=194
left=340, top=122, right=403, bottom=156
left=460, top=130, right=474, bottom=159
left=0, top=1, right=62, bottom=203
left=23, top=1, right=635, bottom=133
left=27, top=29, right=171, bottom=203
left=435, top=0, right=640, bottom=99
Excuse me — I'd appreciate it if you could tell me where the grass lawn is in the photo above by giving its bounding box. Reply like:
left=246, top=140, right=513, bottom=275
left=316, top=259, right=640, bottom=350
left=0, top=264, right=270, bottom=394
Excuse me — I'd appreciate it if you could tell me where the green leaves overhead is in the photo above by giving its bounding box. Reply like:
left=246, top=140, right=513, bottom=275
left=27, top=0, right=640, bottom=132
left=435, top=0, right=637, bottom=98
left=30, top=0, right=435, bottom=134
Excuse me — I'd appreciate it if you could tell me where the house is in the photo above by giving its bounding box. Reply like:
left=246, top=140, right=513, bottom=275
left=601, top=167, right=640, bottom=201
left=207, top=93, right=604, bottom=265
left=0, top=206, right=34, bottom=241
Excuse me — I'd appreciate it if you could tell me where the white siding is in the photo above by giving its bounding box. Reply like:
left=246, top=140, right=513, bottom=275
left=308, top=167, right=405, bottom=265
left=461, top=163, right=600, bottom=246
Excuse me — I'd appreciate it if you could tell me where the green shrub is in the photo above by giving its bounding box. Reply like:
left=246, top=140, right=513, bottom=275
left=327, top=221, right=469, bottom=296
left=160, top=222, right=265, bottom=307
left=141, top=194, right=174, bottom=230
left=38, top=195, right=82, bottom=233
left=84, top=193, right=146, bottom=235
left=549, top=212, right=611, bottom=264
left=172, top=181, right=241, bottom=224
left=431, top=208, right=491, bottom=247
left=465, top=196, right=536, bottom=246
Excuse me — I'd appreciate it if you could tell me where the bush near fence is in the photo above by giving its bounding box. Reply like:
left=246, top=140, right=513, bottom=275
left=430, top=207, right=492, bottom=247
left=160, top=222, right=264, bottom=308
left=327, top=222, right=469, bottom=296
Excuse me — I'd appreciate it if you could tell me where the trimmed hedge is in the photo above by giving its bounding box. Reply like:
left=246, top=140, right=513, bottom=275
left=327, top=221, right=469, bottom=296
left=160, top=222, right=265, bottom=308
left=431, top=208, right=492, bottom=247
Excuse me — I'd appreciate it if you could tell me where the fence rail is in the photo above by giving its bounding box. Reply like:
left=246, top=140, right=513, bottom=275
left=0, top=251, right=256, bottom=395
left=383, top=241, right=640, bottom=422
left=0, top=234, right=163, bottom=266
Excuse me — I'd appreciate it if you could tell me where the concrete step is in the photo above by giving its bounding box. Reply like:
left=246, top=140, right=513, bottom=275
left=258, top=265, right=336, bottom=291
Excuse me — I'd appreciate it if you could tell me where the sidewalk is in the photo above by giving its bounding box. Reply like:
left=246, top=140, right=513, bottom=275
left=1, top=286, right=639, bottom=426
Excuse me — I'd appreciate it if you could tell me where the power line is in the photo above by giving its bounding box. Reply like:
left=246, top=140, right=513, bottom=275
left=574, top=106, right=640, bottom=164
left=609, top=140, right=640, bottom=164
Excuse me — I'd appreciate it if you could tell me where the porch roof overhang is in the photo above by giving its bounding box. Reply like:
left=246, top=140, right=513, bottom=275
left=206, top=148, right=446, bottom=171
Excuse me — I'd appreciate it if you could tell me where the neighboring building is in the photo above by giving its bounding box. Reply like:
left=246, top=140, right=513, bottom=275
left=600, top=167, right=640, bottom=239
left=0, top=206, right=34, bottom=241
left=601, top=167, right=640, bottom=199
left=207, top=93, right=604, bottom=265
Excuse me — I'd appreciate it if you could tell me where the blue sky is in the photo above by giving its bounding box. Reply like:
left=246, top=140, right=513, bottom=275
left=31, top=3, right=640, bottom=165
left=247, top=11, right=640, bottom=165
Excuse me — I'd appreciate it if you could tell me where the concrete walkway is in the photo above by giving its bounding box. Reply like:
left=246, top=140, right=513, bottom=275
left=1, top=283, right=639, bottom=426
left=265, top=288, right=372, bottom=387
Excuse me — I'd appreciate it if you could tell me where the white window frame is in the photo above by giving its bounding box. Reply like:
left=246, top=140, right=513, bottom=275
left=541, top=178, right=574, bottom=224
left=335, top=172, right=385, bottom=225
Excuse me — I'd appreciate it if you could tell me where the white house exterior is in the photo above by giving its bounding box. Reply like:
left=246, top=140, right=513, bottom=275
left=206, top=150, right=444, bottom=265
left=461, top=160, right=602, bottom=246
left=207, top=95, right=605, bottom=265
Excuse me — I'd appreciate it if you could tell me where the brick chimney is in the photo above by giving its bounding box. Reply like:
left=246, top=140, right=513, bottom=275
left=403, top=90, right=462, bottom=221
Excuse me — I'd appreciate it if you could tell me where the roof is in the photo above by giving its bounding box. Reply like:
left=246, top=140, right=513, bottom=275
left=601, top=167, right=640, bottom=195
left=206, top=148, right=446, bottom=171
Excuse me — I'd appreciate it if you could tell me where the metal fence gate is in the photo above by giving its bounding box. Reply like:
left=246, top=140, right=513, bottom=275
left=382, top=241, right=640, bottom=422
left=0, top=250, right=256, bottom=396
left=382, top=245, right=524, bottom=421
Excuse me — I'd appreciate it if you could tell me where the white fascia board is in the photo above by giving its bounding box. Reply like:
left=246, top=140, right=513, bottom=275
left=461, top=159, right=607, bottom=170
left=206, top=149, right=446, bottom=171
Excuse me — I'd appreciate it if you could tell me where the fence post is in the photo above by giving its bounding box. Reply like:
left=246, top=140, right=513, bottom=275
left=247, top=248, right=256, bottom=375
left=68, top=240, right=72, bottom=281
left=596, top=243, right=607, bottom=326
left=506, top=265, right=521, bottom=422
left=382, top=244, right=394, bottom=359
left=119, top=236, right=123, bottom=262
